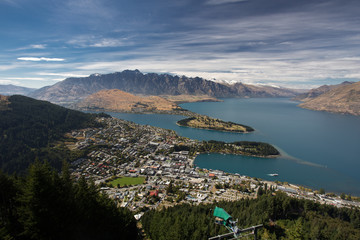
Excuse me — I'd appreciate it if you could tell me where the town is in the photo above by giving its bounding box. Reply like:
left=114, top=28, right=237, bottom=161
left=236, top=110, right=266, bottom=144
left=67, top=116, right=360, bottom=219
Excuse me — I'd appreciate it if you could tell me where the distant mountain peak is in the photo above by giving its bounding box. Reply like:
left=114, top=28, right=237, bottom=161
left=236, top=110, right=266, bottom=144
left=29, top=69, right=298, bottom=104
left=293, top=81, right=354, bottom=102
left=0, top=84, right=36, bottom=96
left=90, top=73, right=102, bottom=77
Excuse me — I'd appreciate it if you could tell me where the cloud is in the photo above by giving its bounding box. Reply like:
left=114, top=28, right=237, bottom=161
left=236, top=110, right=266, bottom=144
left=205, top=0, right=248, bottom=5
left=11, top=44, right=47, bottom=51
left=17, top=57, right=65, bottom=62
left=6, top=77, right=47, bottom=81
left=0, top=79, right=20, bottom=85
left=37, top=72, right=88, bottom=78
left=67, top=36, right=131, bottom=48
left=0, top=0, right=20, bottom=7
left=90, top=38, right=128, bottom=48
left=0, top=65, right=16, bottom=71
left=29, top=44, right=46, bottom=49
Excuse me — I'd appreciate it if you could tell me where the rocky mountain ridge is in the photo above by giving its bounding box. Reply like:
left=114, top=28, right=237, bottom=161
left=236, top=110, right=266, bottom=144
left=299, top=81, right=360, bottom=115
left=29, top=70, right=298, bottom=103
left=293, top=81, right=354, bottom=102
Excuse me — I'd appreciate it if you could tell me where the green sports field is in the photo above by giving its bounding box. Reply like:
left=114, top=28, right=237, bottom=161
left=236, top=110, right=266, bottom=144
left=109, top=176, right=145, bottom=187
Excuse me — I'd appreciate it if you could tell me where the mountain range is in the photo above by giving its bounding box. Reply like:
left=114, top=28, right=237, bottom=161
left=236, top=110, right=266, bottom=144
left=0, top=84, right=35, bottom=95
left=293, top=81, right=354, bottom=102
left=29, top=70, right=298, bottom=103
left=298, top=81, right=360, bottom=115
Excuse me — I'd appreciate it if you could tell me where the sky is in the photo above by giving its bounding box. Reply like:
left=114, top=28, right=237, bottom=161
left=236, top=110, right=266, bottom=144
left=1, top=0, right=360, bottom=89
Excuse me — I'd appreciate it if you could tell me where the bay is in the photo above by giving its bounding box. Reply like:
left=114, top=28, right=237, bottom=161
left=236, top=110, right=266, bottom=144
left=108, top=98, right=360, bottom=195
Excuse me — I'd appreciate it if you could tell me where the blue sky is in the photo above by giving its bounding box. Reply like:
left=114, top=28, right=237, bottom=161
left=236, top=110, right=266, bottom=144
left=1, top=0, right=360, bottom=89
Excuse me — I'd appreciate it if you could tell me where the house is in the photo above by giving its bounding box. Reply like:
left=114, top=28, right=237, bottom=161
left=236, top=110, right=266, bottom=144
left=150, top=190, right=159, bottom=197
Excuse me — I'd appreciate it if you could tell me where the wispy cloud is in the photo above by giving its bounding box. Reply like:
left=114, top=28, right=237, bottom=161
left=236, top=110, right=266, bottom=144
left=29, top=44, right=46, bottom=49
left=11, top=44, right=47, bottom=51
left=205, top=0, right=248, bottom=5
left=17, top=57, right=65, bottom=62
left=0, top=64, right=16, bottom=71
left=0, top=0, right=20, bottom=7
left=0, top=79, right=20, bottom=85
left=90, top=38, right=129, bottom=48
left=67, top=36, right=132, bottom=48
left=37, top=72, right=88, bottom=78
left=6, top=77, right=47, bottom=81
left=1, top=0, right=360, bottom=89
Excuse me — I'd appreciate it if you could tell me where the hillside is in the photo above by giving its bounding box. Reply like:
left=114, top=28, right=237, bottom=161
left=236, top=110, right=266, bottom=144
left=0, top=95, right=10, bottom=110
left=0, top=95, right=101, bottom=173
left=233, top=82, right=297, bottom=98
left=0, top=84, right=36, bottom=95
left=74, top=89, right=182, bottom=112
left=0, top=162, right=139, bottom=240
left=29, top=70, right=298, bottom=103
left=142, top=193, right=360, bottom=240
left=299, top=81, right=360, bottom=115
left=293, top=81, right=354, bottom=101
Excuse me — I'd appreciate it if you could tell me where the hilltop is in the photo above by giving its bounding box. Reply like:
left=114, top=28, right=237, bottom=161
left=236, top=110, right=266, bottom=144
left=0, top=95, right=102, bottom=173
left=299, top=81, right=360, bottom=115
left=29, top=70, right=298, bottom=104
left=293, top=81, right=354, bottom=102
left=74, top=89, right=182, bottom=113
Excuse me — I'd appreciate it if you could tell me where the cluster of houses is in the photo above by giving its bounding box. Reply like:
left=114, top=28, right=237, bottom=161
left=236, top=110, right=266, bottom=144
left=68, top=117, right=360, bottom=212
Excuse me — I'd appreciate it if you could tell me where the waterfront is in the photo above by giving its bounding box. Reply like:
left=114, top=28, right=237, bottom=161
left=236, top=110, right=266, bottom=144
left=108, top=98, right=360, bottom=195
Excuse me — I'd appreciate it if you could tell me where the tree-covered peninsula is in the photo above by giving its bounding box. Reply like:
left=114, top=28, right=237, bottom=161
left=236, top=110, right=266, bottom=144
left=199, top=140, right=280, bottom=157
left=177, top=115, right=254, bottom=133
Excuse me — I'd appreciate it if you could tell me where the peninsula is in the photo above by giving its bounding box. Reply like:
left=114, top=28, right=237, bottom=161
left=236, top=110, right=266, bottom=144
left=177, top=115, right=254, bottom=133
left=73, top=89, right=185, bottom=114
left=199, top=140, right=280, bottom=157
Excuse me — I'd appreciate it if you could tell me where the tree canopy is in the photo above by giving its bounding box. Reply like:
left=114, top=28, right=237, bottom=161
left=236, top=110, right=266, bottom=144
left=0, top=161, right=139, bottom=240
left=0, top=95, right=106, bottom=173
left=142, top=193, right=360, bottom=240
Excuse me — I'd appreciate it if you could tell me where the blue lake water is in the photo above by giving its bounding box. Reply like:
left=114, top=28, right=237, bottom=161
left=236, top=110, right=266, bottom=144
left=107, top=98, right=360, bottom=195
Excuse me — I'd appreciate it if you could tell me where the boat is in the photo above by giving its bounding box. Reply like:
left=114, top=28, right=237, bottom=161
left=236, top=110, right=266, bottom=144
left=268, top=173, right=278, bottom=177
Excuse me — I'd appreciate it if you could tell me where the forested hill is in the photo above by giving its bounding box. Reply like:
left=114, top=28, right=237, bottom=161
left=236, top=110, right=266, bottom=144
left=0, top=162, right=139, bottom=240
left=142, top=192, right=360, bottom=240
left=0, top=95, right=102, bottom=173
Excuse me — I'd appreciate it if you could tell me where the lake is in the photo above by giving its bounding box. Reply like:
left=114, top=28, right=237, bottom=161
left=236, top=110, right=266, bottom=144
left=108, top=98, right=360, bottom=195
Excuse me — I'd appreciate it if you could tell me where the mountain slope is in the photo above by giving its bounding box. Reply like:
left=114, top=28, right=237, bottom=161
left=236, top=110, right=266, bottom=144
left=74, top=89, right=181, bottom=112
left=0, top=95, right=100, bottom=173
left=29, top=70, right=298, bottom=103
left=233, top=82, right=297, bottom=98
left=0, top=84, right=36, bottom=95
left=293, top=81, right=354, bottom=101
left=299, top=81, right=360, bottom=115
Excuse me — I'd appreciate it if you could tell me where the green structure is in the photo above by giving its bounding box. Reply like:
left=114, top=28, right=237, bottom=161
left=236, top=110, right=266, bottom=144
left=213, top=206, right=232, bottom=227
left=211, top=206, right=263, bottom=240
left=213, top=206, right=239, bottom=234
